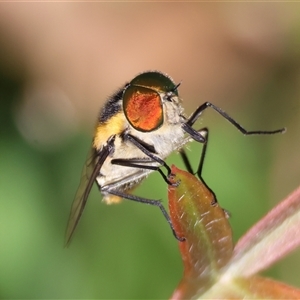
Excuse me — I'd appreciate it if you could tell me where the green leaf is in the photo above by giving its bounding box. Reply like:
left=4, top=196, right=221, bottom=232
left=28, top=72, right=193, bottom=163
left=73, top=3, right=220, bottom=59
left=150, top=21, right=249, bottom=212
left=168, top=165, right=233, bottom=298
left=168, top=167, right=300, bottom=299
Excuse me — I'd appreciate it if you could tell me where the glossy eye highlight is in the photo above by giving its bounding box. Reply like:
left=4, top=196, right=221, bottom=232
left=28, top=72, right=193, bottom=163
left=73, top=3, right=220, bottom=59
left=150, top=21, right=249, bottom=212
left=130, top=71, right=178, bottom=95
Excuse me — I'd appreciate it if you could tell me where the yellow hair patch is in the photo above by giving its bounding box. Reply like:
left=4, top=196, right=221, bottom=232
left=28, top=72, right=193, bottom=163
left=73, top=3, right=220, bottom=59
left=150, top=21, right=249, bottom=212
left=103, top=194, right=123, bottom=204
left=93, top=112, right=126, bottom=149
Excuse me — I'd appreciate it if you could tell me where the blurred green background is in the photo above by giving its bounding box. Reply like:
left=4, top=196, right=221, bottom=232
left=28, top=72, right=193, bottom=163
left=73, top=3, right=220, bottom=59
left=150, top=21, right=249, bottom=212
left=0, top=2, right=299, bottom=299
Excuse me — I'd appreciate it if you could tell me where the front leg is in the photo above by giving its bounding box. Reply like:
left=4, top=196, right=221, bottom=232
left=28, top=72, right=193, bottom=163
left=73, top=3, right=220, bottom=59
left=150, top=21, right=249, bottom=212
left=125, top=133, right=174, bottom=177
left=185, top=101, right=285, bottom=135
left=111, top=158, right=179, bottom=186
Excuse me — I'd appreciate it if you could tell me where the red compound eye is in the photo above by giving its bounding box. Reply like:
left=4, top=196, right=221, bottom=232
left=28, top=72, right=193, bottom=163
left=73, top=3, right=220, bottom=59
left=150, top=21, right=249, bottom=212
left=123, top=85, right=163, bottom=132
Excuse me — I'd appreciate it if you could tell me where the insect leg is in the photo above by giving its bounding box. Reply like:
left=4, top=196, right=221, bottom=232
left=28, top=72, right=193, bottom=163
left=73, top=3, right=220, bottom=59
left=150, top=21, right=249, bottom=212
left=111, top=158, right=179, bottom=186
left=180, top=128, right=218, bottom=205
left=179, top=149, right=194, bottom=175
left=180, top=127, right=208, bottom=179
left=185, top=101, right=285, bottom=135
left=181, top=102, right=285, bottom=175
left=104, top=188, right=185, bottom=242
left=195, top=128, right=208, bottom=179
left=126, top=133, right=173, bottom=176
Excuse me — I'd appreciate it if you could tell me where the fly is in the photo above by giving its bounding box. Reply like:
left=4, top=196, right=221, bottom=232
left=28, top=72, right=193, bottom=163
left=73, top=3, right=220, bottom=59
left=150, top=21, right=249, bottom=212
left=65, top=70, right=285, bottom=245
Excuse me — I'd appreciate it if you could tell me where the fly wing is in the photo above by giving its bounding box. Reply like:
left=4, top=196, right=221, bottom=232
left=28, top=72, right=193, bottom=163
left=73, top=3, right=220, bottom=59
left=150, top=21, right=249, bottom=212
left=65, top=137, right=115, bottom=246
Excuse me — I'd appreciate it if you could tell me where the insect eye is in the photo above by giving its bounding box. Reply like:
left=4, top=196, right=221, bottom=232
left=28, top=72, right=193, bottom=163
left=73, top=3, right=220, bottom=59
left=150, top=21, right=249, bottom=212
left=130, top=71, right=178, bottom=96
left=123, top=85, right=163, bottom=132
